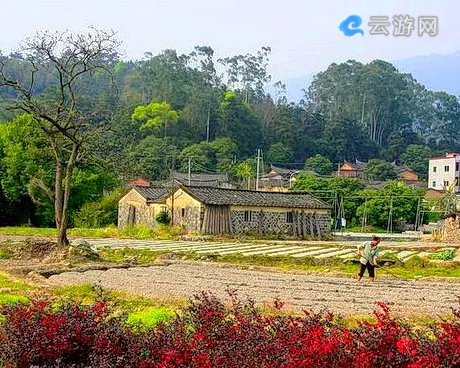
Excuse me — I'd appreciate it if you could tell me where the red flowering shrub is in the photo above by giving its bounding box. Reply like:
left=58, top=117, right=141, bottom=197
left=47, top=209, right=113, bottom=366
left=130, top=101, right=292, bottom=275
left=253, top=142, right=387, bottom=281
left=0, top=292, right=459, bottom=367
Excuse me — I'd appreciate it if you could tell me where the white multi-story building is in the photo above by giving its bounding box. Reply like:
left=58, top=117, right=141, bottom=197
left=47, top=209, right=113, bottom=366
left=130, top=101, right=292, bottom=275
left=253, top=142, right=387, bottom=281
left=428, top=153, right=460, bottom=192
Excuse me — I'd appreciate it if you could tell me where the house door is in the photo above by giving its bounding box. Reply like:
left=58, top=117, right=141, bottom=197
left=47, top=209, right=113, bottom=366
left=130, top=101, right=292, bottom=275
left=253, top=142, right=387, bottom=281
left=127, top=205, right=136, bottom=226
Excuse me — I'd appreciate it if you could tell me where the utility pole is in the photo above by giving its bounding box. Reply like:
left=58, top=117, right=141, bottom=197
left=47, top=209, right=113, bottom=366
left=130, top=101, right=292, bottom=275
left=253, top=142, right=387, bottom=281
left=188, top=157, right=192, bottom=186
left=206, top=102, right=211, bottom=142
left=170, top=157, right=176, bottom=225
left=255, top=148, right=261, bottom=191
left=360, top=93, right=366, bottom=127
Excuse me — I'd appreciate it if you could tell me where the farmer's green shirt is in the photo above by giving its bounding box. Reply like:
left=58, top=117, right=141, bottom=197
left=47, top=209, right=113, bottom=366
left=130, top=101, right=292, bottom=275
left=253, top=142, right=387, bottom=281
left=358, top=241, right=380, bottom=265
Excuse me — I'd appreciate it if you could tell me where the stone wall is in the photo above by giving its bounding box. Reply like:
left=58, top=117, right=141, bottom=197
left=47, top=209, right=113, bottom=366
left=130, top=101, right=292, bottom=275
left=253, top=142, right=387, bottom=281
left=118, top=201, right=154, bottom=228
left=118, top=189, right=160, bottom=228
left=172, top=206, right=202, bottom=233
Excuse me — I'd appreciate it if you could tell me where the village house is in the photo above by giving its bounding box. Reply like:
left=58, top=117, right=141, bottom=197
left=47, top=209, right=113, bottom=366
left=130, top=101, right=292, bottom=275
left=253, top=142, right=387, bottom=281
left=428, top=152, right=460, bottom=192
left=118, top=186, right=170, bottom=228
left=165, top=186, right=331, bottom=236
left=338, top=160, right=419, bottom=182
left=258, top=165, right=300, bottom=192
left=118, top=185, right=332, bottom=237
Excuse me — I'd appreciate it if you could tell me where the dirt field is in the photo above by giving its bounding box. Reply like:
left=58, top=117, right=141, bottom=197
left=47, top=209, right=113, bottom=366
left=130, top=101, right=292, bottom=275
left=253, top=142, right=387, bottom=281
left=48, top=262, right=460, bottom=317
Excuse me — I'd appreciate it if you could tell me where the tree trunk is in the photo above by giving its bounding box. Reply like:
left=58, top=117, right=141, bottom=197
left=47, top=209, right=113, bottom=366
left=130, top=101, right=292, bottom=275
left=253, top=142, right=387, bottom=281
left=50, top=138, right=64, bottom=243
left=51, top=139, right=79, bottom=247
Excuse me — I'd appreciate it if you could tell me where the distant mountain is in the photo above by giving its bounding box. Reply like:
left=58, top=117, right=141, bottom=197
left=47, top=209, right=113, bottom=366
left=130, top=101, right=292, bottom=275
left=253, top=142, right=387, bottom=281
left=267, top=51, right=460, bottom=103
left=393, top=52, right=460, bottom=96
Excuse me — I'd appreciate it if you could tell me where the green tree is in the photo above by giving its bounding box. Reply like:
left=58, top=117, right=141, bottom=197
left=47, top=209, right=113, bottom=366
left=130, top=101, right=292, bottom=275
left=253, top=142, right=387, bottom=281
left=322, top=116, right=377, bottom=162
left=0, top=115, right=53, bottom=201
left=364, top=159, right=397, bottom=181
left=219, top=46, right=271, bottom=103
left=209, top=137, right=237, bottom=172
left=0, top=28, right=120, bottom=246
left=127, top=137, right=178, bottom=180
left=219, top=91, right=262, bottom=158
left=233, top=158, right=256, bottom=189
left=132, top=101, right=180, bottom=138
left=179, top=142, right=216, bottom=172
left=291, top=173, right=364, bottom=224
left=304, top=154, right=333, bottom=175
left=401, top=145, right=432, bottom=180
left=266, top=142, right=293, bottom=165
left=290, top=172, right=328, bottom=192
left=0, top=115, right=117, bottom=226
left=356, top=181, right=424, bottom=228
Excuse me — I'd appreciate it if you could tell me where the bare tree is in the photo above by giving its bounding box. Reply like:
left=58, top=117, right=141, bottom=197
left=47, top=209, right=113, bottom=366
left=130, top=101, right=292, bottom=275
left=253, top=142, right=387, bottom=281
left=0, top=28, right=120, bottom=246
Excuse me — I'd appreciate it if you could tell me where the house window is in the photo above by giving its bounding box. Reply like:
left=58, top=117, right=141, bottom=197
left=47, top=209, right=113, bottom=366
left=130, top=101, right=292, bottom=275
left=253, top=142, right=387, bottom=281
left=432, top=181, right=436, bottom=187
left=243, top=210, right=253, bottom=222
left=181, top=208, right=186, bottom=217
left=444, top=181, right=450, bottom=188
left=286, top=212, right=293, bottom=223
left=456, top=163, right=459, bottom=171
left=433, top=166, right=437, bottom=172
left=161, top=206, right=167, bottom=213
left=444, top=166, right=450, bottom=172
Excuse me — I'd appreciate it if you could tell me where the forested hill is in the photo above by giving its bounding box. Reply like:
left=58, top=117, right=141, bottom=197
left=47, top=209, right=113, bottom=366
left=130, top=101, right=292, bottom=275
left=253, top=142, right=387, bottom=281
left=0, top=45, right=459, bottom=225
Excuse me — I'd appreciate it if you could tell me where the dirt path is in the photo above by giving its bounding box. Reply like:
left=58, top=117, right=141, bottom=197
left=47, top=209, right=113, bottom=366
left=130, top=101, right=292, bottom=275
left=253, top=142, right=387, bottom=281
left=48, top=262, right=460, bottom=317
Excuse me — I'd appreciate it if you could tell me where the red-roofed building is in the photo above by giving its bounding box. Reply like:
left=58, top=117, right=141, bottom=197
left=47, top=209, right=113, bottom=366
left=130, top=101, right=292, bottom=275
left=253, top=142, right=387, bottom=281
left=128, top=178, right=151, bottom=187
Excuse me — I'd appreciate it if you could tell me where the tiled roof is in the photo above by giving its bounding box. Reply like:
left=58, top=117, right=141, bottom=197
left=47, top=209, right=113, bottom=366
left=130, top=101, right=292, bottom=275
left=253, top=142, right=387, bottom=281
left=134, top=186, right=170, bottom=203
left=181, top=186, right=331, bottom=209
left=341, top=161, right=360, bottom=170
left=269, top=165, right=300, bottom=176
left=128, top=178, right=150, bottom=187
left=173, top=172, right=229, bottom=187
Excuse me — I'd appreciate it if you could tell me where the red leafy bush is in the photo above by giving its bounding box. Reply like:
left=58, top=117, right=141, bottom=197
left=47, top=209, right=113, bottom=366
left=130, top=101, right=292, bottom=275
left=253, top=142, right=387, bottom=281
left=0, top=292, right=459, bottom=367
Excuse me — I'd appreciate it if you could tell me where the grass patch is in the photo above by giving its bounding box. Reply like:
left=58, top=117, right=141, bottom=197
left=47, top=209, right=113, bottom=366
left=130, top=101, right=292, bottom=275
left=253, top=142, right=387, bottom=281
left=0, top=294, right=29, bottom=306
left=98, top=247, right=167, bottom=264
left=0, top=225, right=186, bottom=240
left=344, top=226, right=390, bottom=234
left=125, top=307, right=175, bottom=330
left=0, top=227, right=57, bottom=237
left=52, top=283, right=187, bottom=311
left=0, top=273, right=36, bottom=291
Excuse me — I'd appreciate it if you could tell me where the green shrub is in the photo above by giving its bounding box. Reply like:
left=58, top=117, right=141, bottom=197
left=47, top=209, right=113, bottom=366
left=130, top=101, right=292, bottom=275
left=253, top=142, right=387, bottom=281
left=155, top=211, right=170, bottom=225
left=125, top=307, right=175, bottom=330
left=429, top=249, right=456, bottom=261
left=0, top=294, right=29, bottom=306
left=73, top=189, right=122, bottom=228
left=0, top=249, right=11, bottom=259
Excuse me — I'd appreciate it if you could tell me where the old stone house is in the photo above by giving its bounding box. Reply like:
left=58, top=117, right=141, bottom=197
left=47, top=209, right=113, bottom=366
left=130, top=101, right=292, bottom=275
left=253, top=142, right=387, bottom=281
left=258, top=165, right=300, bottom=192
left=165, top=186, right=331, bottom=237
left=118, top=186, right=170, bottom=228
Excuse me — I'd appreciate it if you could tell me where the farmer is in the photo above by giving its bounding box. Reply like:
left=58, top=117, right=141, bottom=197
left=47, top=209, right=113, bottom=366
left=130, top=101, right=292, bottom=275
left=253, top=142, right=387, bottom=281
left=356, top=236, right=381, bottom=282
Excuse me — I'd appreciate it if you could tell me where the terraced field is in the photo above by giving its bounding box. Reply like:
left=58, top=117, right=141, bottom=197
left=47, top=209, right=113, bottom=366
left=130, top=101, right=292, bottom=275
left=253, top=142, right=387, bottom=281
left=86, top=238, right=455, bottom=262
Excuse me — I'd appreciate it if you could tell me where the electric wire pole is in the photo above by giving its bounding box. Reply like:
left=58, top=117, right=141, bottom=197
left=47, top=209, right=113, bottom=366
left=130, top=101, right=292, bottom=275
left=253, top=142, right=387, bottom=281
left=188, top=157, right=192, bottom=186
left=255, top=148, right=261, bottom=191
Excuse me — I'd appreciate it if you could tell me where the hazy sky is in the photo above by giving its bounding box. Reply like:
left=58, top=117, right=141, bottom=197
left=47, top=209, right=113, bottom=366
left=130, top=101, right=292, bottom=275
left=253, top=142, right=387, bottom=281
left=2, top=0, right=459, bottom=80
